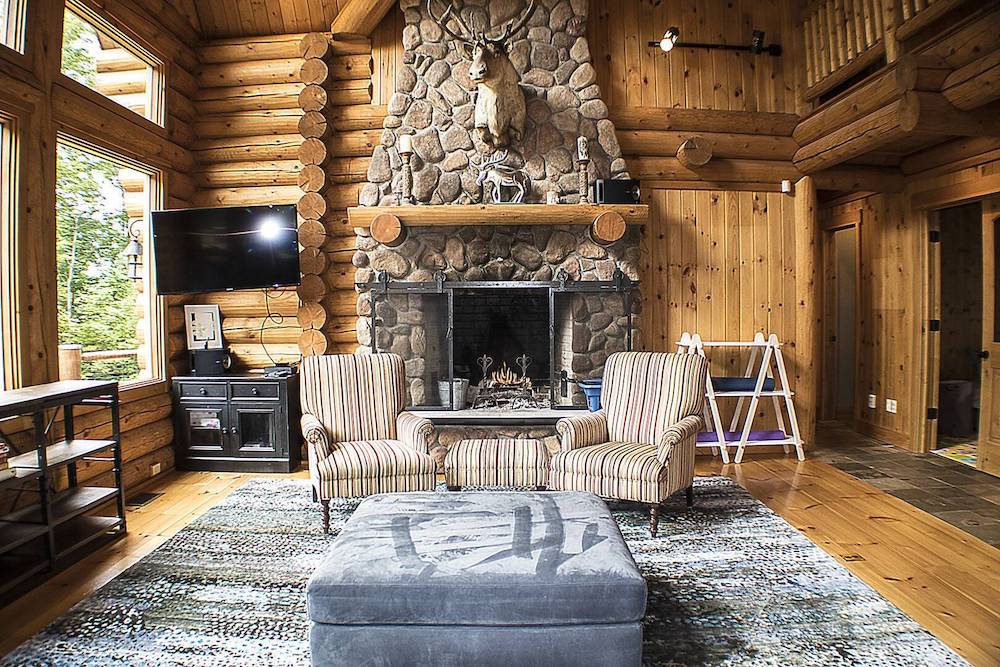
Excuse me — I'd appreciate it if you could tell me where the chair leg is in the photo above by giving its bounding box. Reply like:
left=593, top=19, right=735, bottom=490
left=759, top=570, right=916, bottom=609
left=447, top=485, right=462, bottom=491
left=321, top=500, right=330, bottom=534
left=649, top=504, right=659, bottom=538
left=311, top=486, right=317, bottom=503
left=686, top=485, right=694, bottom=508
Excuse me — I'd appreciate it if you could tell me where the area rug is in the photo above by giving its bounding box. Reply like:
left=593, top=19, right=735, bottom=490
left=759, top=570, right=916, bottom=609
left=4, top=478, right=966, bottom=666
left=932, top=441, right=978, bottom=468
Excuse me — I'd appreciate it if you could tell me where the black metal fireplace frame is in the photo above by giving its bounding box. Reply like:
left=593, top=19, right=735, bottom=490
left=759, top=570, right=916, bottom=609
left=357, top=267, right=637, bottom=410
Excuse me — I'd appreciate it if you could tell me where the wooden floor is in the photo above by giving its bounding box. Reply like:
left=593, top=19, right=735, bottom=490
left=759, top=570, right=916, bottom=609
left=1, top=456, right=998, bottom=665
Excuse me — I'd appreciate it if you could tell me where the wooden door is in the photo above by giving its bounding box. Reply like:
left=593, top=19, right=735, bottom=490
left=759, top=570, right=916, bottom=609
left=977, top=198, right=1000, bottom=476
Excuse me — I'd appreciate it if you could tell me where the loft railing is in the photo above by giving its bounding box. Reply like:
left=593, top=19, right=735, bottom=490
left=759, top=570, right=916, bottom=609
left=801, top=0, right=973, bottom=102
left=802, top=0, right=885, bottom=100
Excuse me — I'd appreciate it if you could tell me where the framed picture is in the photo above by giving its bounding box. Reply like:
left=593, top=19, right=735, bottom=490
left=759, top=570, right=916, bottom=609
left=184, top=305, right=223, bottom=350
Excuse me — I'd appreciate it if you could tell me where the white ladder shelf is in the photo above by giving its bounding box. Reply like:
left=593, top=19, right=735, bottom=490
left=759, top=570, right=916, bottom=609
left=677, top=332, right=805, bottom=464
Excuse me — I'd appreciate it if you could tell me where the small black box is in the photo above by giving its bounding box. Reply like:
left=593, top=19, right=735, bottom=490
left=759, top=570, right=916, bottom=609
left=593, top=179, right=640, bottom=204
left=190, top=348, right=232, bottom=376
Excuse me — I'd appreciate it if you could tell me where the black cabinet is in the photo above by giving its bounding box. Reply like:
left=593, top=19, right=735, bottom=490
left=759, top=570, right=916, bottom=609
left=172, top=374, right=301, bottom=473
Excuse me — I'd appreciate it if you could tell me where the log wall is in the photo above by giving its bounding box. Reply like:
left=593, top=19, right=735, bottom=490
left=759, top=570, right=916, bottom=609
left=185, top=34, right=310, bottom=370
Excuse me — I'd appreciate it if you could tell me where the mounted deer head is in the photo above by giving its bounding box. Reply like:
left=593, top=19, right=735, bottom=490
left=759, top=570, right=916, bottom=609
left=427, top=0, right=536, bottom=150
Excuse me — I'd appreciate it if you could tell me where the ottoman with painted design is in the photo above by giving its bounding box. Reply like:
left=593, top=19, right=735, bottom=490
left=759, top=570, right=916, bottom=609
left=444, top=438, right=550, bottom=490
left=307, top=491, right=646, bottom=667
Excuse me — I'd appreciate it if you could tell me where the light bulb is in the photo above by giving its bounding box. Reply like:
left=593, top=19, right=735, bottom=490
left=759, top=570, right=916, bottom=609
left=659, top=27, right=680, bottom=53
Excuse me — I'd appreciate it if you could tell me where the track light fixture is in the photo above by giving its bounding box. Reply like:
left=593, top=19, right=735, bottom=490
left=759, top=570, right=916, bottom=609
left=658, top=26, right=680, bottom=52
left=648, top=27, right=782, bottom=56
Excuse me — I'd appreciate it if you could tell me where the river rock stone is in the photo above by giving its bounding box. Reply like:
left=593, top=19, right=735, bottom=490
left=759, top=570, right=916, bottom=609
left=569, top=62, right=596, bottom=89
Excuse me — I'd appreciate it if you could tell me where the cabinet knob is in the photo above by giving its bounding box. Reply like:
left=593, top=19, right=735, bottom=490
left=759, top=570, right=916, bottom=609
left=199, top=387, right=207, bottom=395
left=251, top=387, right=259, bottom=396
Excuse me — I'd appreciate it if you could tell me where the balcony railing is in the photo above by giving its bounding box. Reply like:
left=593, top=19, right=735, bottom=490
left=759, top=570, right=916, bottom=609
left=58, top=344, right=139, bottom=380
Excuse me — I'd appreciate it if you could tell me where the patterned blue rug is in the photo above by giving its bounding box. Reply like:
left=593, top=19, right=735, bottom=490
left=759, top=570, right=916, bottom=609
left=4, top=477, right=965, bottom=666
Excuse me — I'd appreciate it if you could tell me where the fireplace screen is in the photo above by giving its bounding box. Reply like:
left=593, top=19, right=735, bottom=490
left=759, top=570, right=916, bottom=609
left=360, top=270, right=636, bottom=411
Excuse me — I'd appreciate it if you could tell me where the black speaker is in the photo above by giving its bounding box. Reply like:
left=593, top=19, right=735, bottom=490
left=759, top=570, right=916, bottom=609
left=190, top=348, right=232, bottom=376
left=593, top=179, right=640, bottom=204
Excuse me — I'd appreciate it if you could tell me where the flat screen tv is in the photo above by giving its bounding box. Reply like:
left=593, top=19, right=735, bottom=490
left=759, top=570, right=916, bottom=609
left=152, top=205, right=300, bottom=295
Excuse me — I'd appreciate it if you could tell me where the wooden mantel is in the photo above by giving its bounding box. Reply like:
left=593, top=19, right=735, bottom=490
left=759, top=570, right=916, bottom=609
left=346, top=203, right=648, bottom=228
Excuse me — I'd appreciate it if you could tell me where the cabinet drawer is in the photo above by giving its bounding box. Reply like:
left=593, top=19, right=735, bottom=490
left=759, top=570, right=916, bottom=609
left=231, top=383, right=279, bottom=400
left=178, top=383, right=227, bottom=399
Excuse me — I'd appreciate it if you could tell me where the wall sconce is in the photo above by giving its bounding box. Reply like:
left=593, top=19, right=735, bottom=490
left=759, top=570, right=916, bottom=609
left=648, top=27, right=782, bottom=56
left=124, top=220, right=143, bottom=281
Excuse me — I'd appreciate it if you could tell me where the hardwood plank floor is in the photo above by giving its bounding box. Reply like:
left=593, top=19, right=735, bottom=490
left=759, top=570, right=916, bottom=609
left=1, top=457, right=997, bottom=665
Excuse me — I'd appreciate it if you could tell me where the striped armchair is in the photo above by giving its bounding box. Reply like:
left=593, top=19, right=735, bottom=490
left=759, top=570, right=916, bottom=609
left=551, top=352, right=708, bottom=537
left=300, top=353, right=437, bottom=532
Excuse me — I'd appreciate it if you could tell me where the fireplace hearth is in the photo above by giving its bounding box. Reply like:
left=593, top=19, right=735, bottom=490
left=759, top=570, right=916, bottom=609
left=358, top=270, right=635, bottom=410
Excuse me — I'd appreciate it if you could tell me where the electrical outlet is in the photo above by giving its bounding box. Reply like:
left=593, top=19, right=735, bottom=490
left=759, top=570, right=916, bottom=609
left=868, top=394, right=877, bottom=409
left=151, top=462, right=161, bottom=476
left=885, top=399, right=897, bottom=414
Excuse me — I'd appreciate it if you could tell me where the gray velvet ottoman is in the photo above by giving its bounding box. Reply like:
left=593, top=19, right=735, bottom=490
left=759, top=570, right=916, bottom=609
left=307, top=491, right=646, bottom=667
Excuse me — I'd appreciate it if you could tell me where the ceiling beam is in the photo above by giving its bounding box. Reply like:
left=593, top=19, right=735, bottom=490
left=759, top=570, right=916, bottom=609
left=330, top=0, right=397, bottom=37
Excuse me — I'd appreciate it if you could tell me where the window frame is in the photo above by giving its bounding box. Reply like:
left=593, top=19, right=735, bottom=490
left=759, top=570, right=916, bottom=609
left=55, top=132, right=166, bottom=389
left=61, top=1, right=166, bottom=127
left=0, top=110, right=18, bottom=390
left=1, top=0, right=27, bottom=54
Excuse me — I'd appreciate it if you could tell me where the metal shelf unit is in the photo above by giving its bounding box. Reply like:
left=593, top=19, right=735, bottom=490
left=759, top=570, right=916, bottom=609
left=0, top=380, right=126, bottom=602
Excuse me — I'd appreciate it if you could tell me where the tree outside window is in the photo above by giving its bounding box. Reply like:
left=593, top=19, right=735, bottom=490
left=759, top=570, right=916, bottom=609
left=56, top=143, right=151, bottom=383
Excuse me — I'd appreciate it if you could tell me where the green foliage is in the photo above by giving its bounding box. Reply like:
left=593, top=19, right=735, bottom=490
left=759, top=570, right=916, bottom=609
left=56, top=143, right=142, bottom=382
left=61, top=10, right=98, bottom=86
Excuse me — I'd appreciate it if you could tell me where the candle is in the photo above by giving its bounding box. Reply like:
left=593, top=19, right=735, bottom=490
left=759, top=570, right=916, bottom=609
left=398, top=134, right=413, bottom=154
left=577, top=136, right=589, bottom=162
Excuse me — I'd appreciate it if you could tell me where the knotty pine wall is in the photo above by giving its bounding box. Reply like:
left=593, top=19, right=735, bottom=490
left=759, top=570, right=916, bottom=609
left=588, top=0, right=802, bottom=114
left=0, top=0, right=200, bottom=491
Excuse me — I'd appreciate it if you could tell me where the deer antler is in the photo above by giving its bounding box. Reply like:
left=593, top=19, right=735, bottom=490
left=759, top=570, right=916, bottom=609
left=473, top=149, right=508, bottom=170
left=427, top=0, right=475, bottom=44
left=489, top=0, right=537, bottom=45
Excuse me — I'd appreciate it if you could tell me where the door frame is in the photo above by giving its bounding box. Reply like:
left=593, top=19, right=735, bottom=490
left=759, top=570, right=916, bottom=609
left=820, top=212, right=863, bottom=424
left=913, top=182, right=1000, bottom=455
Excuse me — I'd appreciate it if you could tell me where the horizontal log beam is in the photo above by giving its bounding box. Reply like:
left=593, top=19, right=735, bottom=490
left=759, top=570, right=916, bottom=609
left=194, top=109, right=302, bottom=139
left=347, top=203, right=648, bottom=227
left=610, top=106, right=798, bottom=136
left=194, top=83, right=304, bottom=114
left=941, top=47, right=1000, bottom=111
left=194, top=134, right=302, bottom=162
left=619, top=129, right=793, bottom=160
left=627, top=156, right=801, bottom=182
left=200, top=34, right=306, bottom=63
left=198, top=58, right=303, bottom=88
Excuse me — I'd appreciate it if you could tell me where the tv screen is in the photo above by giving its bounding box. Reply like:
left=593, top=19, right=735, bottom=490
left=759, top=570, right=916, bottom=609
left=152, top=205, right=300, bottom=295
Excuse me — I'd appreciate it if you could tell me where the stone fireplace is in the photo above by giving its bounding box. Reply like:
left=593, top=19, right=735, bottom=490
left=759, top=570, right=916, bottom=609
left=352, top=0, right=642, bottom=450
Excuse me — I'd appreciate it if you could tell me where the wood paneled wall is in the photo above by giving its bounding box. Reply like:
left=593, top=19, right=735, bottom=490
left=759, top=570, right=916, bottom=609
left=640, top=187, right=806, bottom=434
left=0, top=0, right=200, bottom=490
left=588, top=0, right=802, bottom=114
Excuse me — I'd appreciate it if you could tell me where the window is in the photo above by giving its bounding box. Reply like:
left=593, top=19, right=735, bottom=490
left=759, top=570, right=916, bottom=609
left=61, top=5, right=164, bottom=125
left=0, top=0, right=26, bottom=52
left=56, top=138, right=161, bottom=384
left=0, top=114, right=14, bottom=389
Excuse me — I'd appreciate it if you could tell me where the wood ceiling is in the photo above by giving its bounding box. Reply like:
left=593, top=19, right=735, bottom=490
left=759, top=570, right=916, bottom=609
left=170, top=0, right=355, bottom=39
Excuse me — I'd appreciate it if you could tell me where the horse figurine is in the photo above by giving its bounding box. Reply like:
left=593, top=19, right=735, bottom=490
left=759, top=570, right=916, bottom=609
left=472, top=149, right=528, bottom=204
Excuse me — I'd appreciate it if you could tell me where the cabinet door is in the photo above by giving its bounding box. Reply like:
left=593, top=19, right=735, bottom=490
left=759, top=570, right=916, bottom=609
left=181, top=404, right=228, bottom=456
left=229, top=404, right=282, bottom=457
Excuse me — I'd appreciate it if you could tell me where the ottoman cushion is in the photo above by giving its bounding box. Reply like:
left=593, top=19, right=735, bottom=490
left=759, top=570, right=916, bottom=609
left=307, top=491, right=646, bottom=627
left=444, top=438, right=550, bottom=487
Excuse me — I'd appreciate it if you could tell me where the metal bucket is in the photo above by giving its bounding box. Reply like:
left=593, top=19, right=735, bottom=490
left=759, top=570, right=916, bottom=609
left=437, top=379, right=469, bottom=410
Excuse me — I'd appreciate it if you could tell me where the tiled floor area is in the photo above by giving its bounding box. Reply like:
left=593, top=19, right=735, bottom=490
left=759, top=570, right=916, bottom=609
left=814, top=423, right=1000, bottom=546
